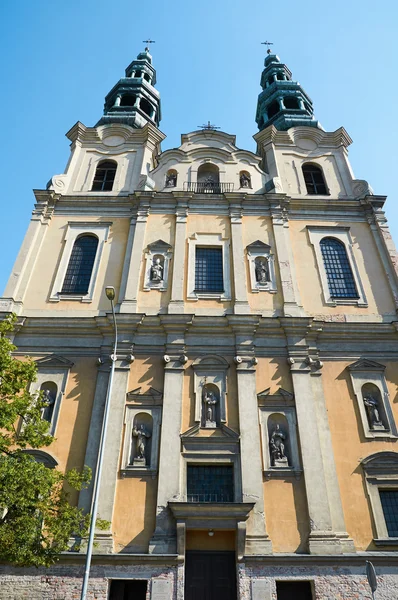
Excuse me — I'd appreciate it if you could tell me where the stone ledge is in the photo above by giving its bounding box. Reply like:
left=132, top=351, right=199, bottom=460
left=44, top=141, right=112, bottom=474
left=243, top=552, right=398, bottom=565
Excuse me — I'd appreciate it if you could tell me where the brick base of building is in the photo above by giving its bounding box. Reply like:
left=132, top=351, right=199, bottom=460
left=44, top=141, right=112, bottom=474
left=0, top=555, right=397, bottom=600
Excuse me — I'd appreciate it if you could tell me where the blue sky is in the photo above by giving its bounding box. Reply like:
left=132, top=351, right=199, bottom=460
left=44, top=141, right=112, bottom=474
left=0, top=0, right=397, bottom=294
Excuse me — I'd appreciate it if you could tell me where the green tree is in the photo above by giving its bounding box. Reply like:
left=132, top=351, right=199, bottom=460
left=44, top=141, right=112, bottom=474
left=0, top=314, right=100, bottom=567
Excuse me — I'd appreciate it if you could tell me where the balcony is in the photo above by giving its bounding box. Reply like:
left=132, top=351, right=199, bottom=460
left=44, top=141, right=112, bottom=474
left=184, top=182, right=234, bottom=194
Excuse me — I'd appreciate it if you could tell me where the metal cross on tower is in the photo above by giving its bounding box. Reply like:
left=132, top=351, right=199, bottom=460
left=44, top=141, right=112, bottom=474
left=261, top=41, right=274, bottom=54
left=143, top=39, right=156, bottom=51
left=197, top=121, right=220, bottom=131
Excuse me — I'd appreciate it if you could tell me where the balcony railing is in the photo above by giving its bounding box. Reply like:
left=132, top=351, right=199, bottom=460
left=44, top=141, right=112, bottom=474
left=187, top=492, right=234, bottom=503
left=184, top=182, right=234, bottom=194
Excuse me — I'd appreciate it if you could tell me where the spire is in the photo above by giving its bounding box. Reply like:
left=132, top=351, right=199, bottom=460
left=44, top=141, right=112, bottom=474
left=255, top=51, right=321, bottom=132
left=96, top=46, right=162, bottom=128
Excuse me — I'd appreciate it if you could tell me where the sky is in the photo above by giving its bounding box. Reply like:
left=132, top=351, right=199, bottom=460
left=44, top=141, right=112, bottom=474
left=0, top=0, right=397, bottom=295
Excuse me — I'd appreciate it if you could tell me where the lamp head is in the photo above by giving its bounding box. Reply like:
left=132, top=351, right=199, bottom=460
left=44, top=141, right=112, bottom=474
left=105, top=286, right=116, bottom=301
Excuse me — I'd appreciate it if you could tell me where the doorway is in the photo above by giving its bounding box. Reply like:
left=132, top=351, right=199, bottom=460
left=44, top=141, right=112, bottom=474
left=185, top=551, right=237, bottom=600
left=109, top=579, right=147, bottom=600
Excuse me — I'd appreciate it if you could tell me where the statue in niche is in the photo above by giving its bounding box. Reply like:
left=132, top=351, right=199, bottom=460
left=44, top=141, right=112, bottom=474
left=166, top=172, right=177, bottom=187
left=150, top=257, right=164, bottom=283
left=41, top=388, right=56, bottom=424
left=255, top=258, right=270, bottom=284
left=269, top=424, right=289, bottom=466
left=240, top=172, right=251, bottom=188
left=202, top=384, right=218, bottom=428
left=132, top=423, right=151, bottom=464
left=363, top=391, right=384, bottom=429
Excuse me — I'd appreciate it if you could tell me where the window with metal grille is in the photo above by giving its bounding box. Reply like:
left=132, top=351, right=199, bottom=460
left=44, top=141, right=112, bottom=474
left=320, top=237, right=359, bottom=299
left=91, top=160, right=117, bottom=191
left=187, top=465, right=234, bottom=503
left=61, top=235, right=98, bottom=295
left=380, top=490, right=398, bottom=537
left=195, top=247, right=224, bottom=293
left=302, top=164, right=328, bottom=195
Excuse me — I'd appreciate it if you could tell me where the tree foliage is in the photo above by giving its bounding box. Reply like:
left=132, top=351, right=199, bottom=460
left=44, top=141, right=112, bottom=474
left=0, top=314, right=103, bottom=567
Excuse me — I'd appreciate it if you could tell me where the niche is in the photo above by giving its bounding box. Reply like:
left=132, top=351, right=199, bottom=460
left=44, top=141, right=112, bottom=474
left=239, top=170, right=251, bottom=189
left=361, top=383, right=388, bottom=431
left=267, top=413, right=291, bottom=468
left=40, top=381, right=58, bottom=424
left=201, top=382, right=220, bottom=429
left=130, top=412, right=153, bottom=467
left=165, top=169, right=177, bottom=188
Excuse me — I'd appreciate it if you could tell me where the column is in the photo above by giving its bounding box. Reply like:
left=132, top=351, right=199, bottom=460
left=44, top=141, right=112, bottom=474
left=288, top=354, right=343, bottom=554
left=168, top=197, right=188, bottom=314
left=271, top=202, right=303, bottom=317
left=119, top=197, right=149, bottom=313
left=149, top=315, right=192, bottom=554
left=229, top=201, right=250, bottom=314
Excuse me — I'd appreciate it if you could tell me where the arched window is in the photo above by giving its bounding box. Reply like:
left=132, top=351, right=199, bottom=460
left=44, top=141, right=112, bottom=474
left=320, top=237, right=359, bottom=299
left=120, top=95, right=136, bottom=107
left=91, top=160, right=117, bottom=192
left=61, top=235, right=99, bottom=295
left=302, top=163, right=328, bottom=195
left=284, top=97, right=299, bottom=109
left=276, top=72, right=285, bottom=81
left=40, top=382, right=58, bottom=424
left=267, top=100, right=280, bottom=119
left=197, top=163, right=220, bottom=193
left=140, top=97, right=153, bottom=117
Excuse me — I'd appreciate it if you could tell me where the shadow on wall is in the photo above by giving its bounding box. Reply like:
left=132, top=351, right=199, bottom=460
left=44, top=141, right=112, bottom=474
left=120, top=476, right=158, bottom=553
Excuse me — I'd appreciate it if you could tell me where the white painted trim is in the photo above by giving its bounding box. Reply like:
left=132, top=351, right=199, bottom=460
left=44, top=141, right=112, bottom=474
left=187, top=233, right=231, bottom=301
left=307, top=226, right=368, bottom=307
left=348, top=367, right=397, bottom=440
left=49, top=222, right=111, bottom=303
left=143, top=242, right=172, bottom=292
left=29, top=366, right=71, bottom=436
left=246, top=246, right=277, bottom=293
left=121, top=405, right=161, bottom=476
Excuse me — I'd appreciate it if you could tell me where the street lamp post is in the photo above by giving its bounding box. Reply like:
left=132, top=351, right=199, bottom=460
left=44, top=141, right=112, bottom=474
left=80, top=286, right=118, bottom=600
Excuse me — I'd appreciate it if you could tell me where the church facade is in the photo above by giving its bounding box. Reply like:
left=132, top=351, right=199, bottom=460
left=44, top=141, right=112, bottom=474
left=1, top=46, right=398, bottom=599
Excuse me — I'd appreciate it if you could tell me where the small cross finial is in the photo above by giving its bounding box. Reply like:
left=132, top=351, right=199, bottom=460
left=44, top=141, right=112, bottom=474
left=143, top=39, right=155, bottom=51
left=261, top=40, right=274, bottom=54
left=197, top=120, right=220, bottom=131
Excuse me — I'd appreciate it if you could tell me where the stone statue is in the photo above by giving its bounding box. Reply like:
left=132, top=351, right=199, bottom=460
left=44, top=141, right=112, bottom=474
left=150, top=257, right=163, bottom=282
left=41, top=388, right=56, bottom=423
left=166, top=172, right=177, bottom=188
left=269, top=424, right=288, bottom=466
left=255, top=258, right=269, bottom=283
left=202, top=386, right=218, bottom=427
left=132, top=423, right=151, bottom=462
left=363, top=392, right=383, bottom=428
left=240, top=172, right=251, bottom=188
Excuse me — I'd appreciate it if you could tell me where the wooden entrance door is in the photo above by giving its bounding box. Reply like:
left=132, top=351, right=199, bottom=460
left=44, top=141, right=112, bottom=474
left=185, top=551, right=237, bottom=600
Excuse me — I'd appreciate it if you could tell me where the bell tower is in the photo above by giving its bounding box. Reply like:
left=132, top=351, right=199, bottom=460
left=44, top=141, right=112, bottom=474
left=255, top=50, right=320, bottom=131
left=96, top=45, right=162, bottom=129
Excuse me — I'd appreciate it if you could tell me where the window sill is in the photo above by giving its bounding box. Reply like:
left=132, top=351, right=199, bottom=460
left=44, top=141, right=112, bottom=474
left=374, top=538, right=398, bottom=546
left=188, top=292, right=231, bottom=301
left=264, top=468, right=302, bottom=480
left=49, top=294, right=93, bottom=303
left=325, top=298, right=368, bottom=307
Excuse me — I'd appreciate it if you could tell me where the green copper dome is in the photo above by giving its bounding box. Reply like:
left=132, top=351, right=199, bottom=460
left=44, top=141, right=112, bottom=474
left=256, top=53, right=321, bottom=132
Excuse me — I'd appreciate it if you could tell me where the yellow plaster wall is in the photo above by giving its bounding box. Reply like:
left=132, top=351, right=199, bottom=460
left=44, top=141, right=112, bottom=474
left=113, top=476, right=158, bottom=552
left=263, top=478, right=309, bottom=553
left=256, top=358, right=292, bottom=394
left=137, top=214, right=175, bottom=312
left=242, top=216, right=283, bottom=313
left=127, top=356, right=164, bottom=393
left=24, top=217, right=129, bottom=311
left=45, top=357, right=97, bottom=506
left=323, top=360, right=398, bottom=550
left=289, top=220, right=396, bottom=317
left=186, top=530, right=235, bottom=551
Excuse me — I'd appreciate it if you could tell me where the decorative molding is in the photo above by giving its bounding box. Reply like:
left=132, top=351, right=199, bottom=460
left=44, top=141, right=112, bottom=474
left=143, top=239, right=172, bottom=292
left=191, top=355, right=229, bottom=424
left=187, top=233, right=231, bottom=301
left=126, top=386, right=163, bottom=405
left=246, top=241, right=277, bottom=293
left=121, top=404, right=162, bottom=477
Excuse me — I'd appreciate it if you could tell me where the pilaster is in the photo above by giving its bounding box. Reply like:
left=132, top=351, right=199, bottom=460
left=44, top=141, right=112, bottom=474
left=270, top=199, right=303, bottom=317
left=230, top=316, right=272, bottom=554
left=284, top=320, right=346, bottom=554
left=149, top=315, right=193, bottom=553
left=168, top=196, right=188, bottom=314
left=228, top=200, right=250, bottom=314
left=119, top=195, right=150, bottom=313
